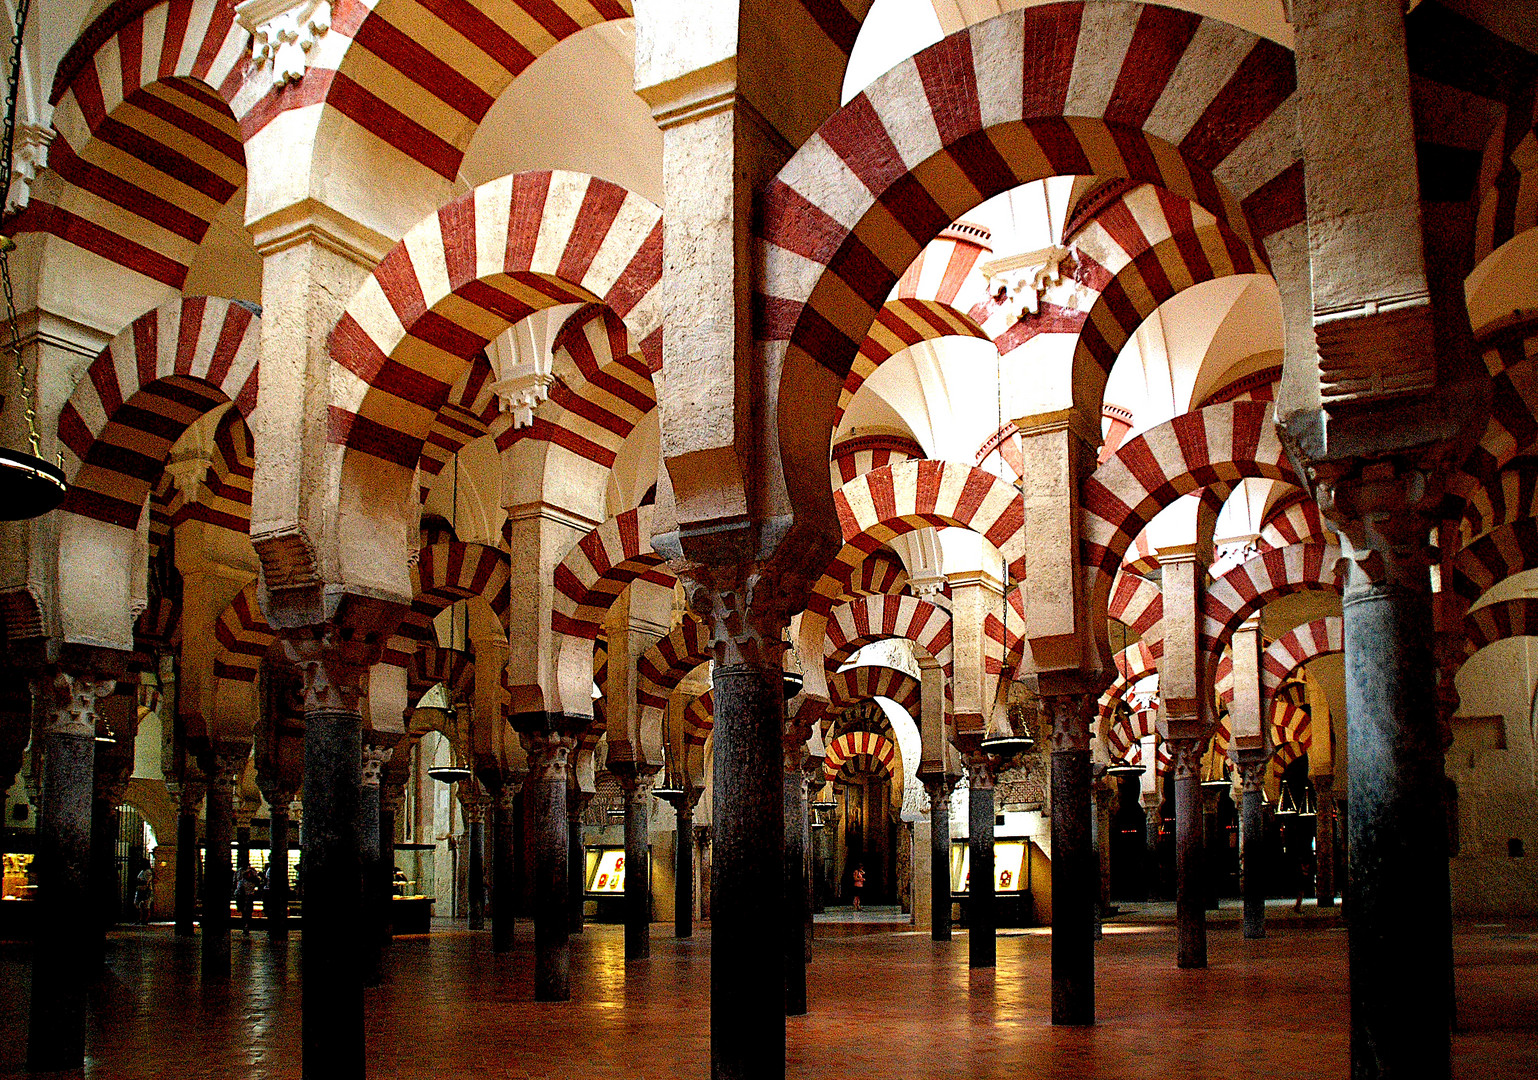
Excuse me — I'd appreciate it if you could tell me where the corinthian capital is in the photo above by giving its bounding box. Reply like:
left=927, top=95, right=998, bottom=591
left=282, top=632, right=376, bottom=713
left=42, top=669, right=116, bottom=738
left=1316, top=458, right=1439, bottom=591
left=1167, top=737, right=1206, bottom=782
left=681, top=565, right=790, bottom=670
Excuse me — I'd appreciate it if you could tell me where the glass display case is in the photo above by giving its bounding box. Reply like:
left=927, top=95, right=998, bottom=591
left=950, top=839, right=1030, bottom=894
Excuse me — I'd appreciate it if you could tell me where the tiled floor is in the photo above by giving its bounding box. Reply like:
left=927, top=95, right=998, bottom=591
left=1, top=905, right=1533, bottom=1078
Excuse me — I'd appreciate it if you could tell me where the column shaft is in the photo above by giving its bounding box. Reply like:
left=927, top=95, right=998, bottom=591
left=26, top=723, right=97, bottom=1072
left=526, top=743, right=571, bottom=1000
left=302, top=709, right=365, bottom=1079
left=968, top=768, right=995, bottom=969
left=202, top=774, right=234, bottom=980
left=268, top=807, right=290, bottom=939
left=568, top=800, right=585, bottom=933
left=675, top=804, right=694, bottom=939
left=237, top=824, right=252, bottom=874
left=175, top=805, right=199, bottom=936
left=379, top=799, right=397, bottom=948
left=89, top=796, right=118, bottom=966
left=1172, top=743, right=1207, bottom=969
left=1316, top=777, right=1337, bottom=906
left=710, top=662, right=784, bottom=1080
left=467, top=810, right=486, bottom=930
left=928, top=782, right=951, bottom=941
left=783, top=763, right=807, bottom=1015
left=1241, top=777, right=1265, bottom=939
left=625, top=784, right=651, bottom=960
left=1050, top=716, right=1094, bottom=1024
left=493, top=794, right=517, bottom=953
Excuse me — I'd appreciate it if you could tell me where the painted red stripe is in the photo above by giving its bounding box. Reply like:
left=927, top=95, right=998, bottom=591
left=117, top=19, right=144, bottom=103
left=504, top=171, right=554, bottom=271
left=820, top=91, right=908, bottom=195
left=915, top=31, right=981, bottom=146
left=1029, top=117, right=1093, bottom=175
left=605, top=219, right=662, bottom=318
left=68, top=60, right=109, bottom=132
left=128, top=85, right=243, bottom=163
left=93, top=115, right=237, bottom=203
left=174, top=296, right=205, bottom=375
left=1105, top=6, right=1201, bottom=127
left=1179, top=39, right=1296, bottom=172
left=798, top=0, right=861, bottom=54
left=557, top=178, right=627, bottom=285
left=193, top=0, right=238, bottom=81
left=351, top=13, right=494, bottom=122
left=948, top=128, right=1024, bottom=201
left=1020, top=2, right=1083, bottom=117
left=328, top=405, right=420, bottom=467
left=1241, top=159, right=1306, bottom=239
left=325, top=71, right=461, bottom=180
left=438, top=196, right=479, bottom=290
left=206, top=302, right=254, bottom=389
left=160, top=0, right=193, bottom=82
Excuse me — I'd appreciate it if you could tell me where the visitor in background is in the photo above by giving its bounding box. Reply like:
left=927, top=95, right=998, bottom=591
left=851, top=864, right=865, bottom=911
left=235, top=867, right=262, bottom=934
left=134, top=865, right=155, bottom=925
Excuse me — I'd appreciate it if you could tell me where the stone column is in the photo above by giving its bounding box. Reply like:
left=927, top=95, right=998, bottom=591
left=1323, top=462, right=1452, bottom=1076
left=201, top=746, right=244, bottom=980
left=1092, top=776, right=1116, bottom=940
left=27, top=670, right=115, bottom=1073
left=493, top=784, right=519, bottom=954
left=1047, top=695, right=1094, bottom=1025
left=965, top=750, right=996, bottom=969
left=236, top=809, right=253, bottom=875
left=783, top=743, right=808, bottom=1015
left=687, top=580, right=787, bottom=1080
left=924, top=777, right=953, bottom=940
left=568, top=788, right=587, bottom=933
left=1315, top=774, right=1337, bottom=906
left=1238, top=757, right=1268, bottom=939
left=380, top=783, right=403, bottom=946
left=463, top=793, right=487, bottom=931
left=175, top=781, right=203, bottom=936
left=359, top=742, right=391, bottom=986
left=522, top=731, right=575, bottom=1000
left=673, top=793, right=695, bottom=939
left=89, top=781, right=122, bottom=966
left=620, top=772, right=655, bottom=960
left=285, top=636, right=374, bottom=1080
left=264, top=788, right=296, bottom=939
left=1169, top=737, right=1207, bottom=968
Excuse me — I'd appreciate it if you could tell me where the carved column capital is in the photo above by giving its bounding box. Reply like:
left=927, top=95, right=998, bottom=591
left=282, top=632, right=376, bottom=713
left=681, top=566, right=790, bottom=670
left=1238, top=759, right=1268, bottom=794
left=1315, top=458, right=1439, bottom=592
left=178, top=781, right=208, bottom=815
left=964, top=749, right=997, bottom=789
left=237, top=0, right=332, bottom=89
left=1044, top=693, right=1092, bottom=754
left=42, top=670, right=116, bottom=738
left=1167, top=736, right=1206, bottom=782
left=360, top=744, right=393, bottom=788
left=523, top=730, right=576, bottom=783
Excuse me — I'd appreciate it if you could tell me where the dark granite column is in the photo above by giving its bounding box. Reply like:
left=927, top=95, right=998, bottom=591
left=924, top=777, right=952, bottom=941
left=89, top=789, right=120, bottom=966
left=27, top=670, right=114, bottom=1073
left=674, top=796, right=694, bottom=938
left=175, top=782, right=203, bottom=936
left=1047, top=696, right=1094, bottom=1025
left=465, top=795, right=486, bottom=930
left=1315, top=774, right=1337, bottom=906
left=493, top=786, right=518, bottom=953
left=1142, top=795, right=1160, bottom=899
left=201, top=749, right=241, bottom=981
left=1238, top=758, right=1267, bottom=939
left=622, top=774, right=653, bottom=960
left=1330, top=469, right=1452, bottom=1078
left=266, top=791, right=294, bottom=939
left=1170, top=738, right=1207, bottom=969
left=286, top=637, right=373, bottom=1080
left=568, top=792, right=586, bottom=933
left=522, top=730, right=574, bottom=1000
left=236, top=817, right=252, bottom=874
left=359, top=743, right=391, bottom=986
left=801, top=754, right=819, bottom=967
left=380, top=782, right=402, bottom=947
left=965, top=750, right=996, bottom=969
left=783, top=746, right=808, bottom=1015
left=696, top=587, right=786, bottom=1080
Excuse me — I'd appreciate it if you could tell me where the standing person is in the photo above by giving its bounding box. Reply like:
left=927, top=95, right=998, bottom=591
left=851, top=864, right=865, bottom=911
left=134, top=864, right=155, bottom=925
left=235, top=867, right=262, bottom=934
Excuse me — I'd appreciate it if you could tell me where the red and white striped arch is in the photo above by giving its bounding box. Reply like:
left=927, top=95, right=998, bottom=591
left=1459, top=458, right=1538, bottom=546
left=1451, top=519, right=1538, bottom=602
left=1260, top=616, right=1343, bottom=703
left=830, top=432, right=926, bottom=490
left=1270, top=701, right=1312, bottom=765
left=835, top=298, right=993, bottom=428
left=248, top=1, right=631, bottom=190
left=1259, top=492, right=1326, bottom=549
left=1107, top=700, right=1158, bottom=760
left=417, top=354, right=502, bottom=502
left=823, top=593, right=953, bottom=677
left=824, top=730, right=897, bottom=781
left=212, top=581, right=273, bottom=682
left=637, top=617, right=712, bottom=712
left=1096, top=640, right=1161, bottom=729
left=1108, top=570, right=1163, bottom=639
left=761, top=4, right=1303, bottom=519
left=1202, top=543, right=1343, bottom=657
left=409, top=645, right=475, bottom=707
left=57, top=296, right=260, bottom=529
left=499, top=304, right=657, bottom=466
left=683, top=690, right=714, bottom=747
left=1064, top=184, right=1264, bottom=385
left=1082, top=401, right=1299, bottom=634
left=827, top=665, right=923, bottom=723
left=39, top=0, right=248, bottom=288
left=1464, top=597, right=1538, bottom=660
left=328, top=171, right=662, bottom=475
left=1453, top=320, right=1538, bottom=497
left=401, top=541, right=512, bottom=642
left=551, top=505, right=672, bottom=640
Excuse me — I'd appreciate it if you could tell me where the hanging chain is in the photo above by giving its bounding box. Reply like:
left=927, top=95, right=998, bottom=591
left=1, top=0, right=39, bottom=456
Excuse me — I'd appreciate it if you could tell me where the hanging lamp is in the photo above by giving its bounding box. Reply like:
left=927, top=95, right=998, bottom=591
left=0, top=0, right=65, bottom=520
left=1105, top=758, right=1143, bottom=780
left=651, top=710, right=685, bottom=800
left=1275, top=780, right=1299, bottom=818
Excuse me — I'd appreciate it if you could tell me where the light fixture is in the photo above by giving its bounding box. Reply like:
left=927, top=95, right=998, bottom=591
left=606, top=806, right=625, bottom=820
left=782, top=670, right=804, bottom=701
left=427, top=764, right=473, bottom=785
left=1275, top=780, right=1299, bottom=819
left=652, top=781, right=685, bottom=799
left=1105, top=759, right=1143, bottom=780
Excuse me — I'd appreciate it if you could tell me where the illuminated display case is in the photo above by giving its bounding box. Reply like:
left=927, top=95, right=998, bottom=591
left=585, top=846, right=627, bottom=895
left=949, top=840, right=1030, bottom=894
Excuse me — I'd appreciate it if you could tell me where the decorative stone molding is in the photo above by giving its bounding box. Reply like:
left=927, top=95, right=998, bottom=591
left=523, top=730, right=576, bottom=782
left=6, top=122, right=53, bottom=212
left=283, top=634, right=375, bottom=713
left=1238, top=759, right=1268, bottom=793
left=360, top=744, right=392, bottom=787
left=1045, top=694, right=1092, bottom=754
left=1315, top=459, right=1438, bottom=591
left=491, top=367, right=555, bottom=428
left=963, top=749, right=996, bottom=789
left=237, top=0, right=331, bottom=89
left=682, top=567, right=790, bottom=671
left=981, top=245, right=1084, bottom=323
left=43, top=670, right=116, bottom=738
left=1167, top=737, right=1205, bottom=781
left=165, top=451, right=214, bottom=505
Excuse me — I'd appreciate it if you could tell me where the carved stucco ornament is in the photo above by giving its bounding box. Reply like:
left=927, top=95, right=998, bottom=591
left=237, top=0, right=332, bottom=89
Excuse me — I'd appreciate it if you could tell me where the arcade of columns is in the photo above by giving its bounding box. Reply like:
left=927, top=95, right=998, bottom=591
left=1, top=1, right=1535, bottom=1079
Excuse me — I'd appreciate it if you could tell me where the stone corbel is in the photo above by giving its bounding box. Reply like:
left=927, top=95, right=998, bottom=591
left=7, top=121, right=53, bottom=213
left=982, top=245, right=1083, bottom=323
left=165, top=451, right=215, bottom=505
left=491, top=367, right=556, bottom=429
left=237, top=0, right=331, bottom=90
